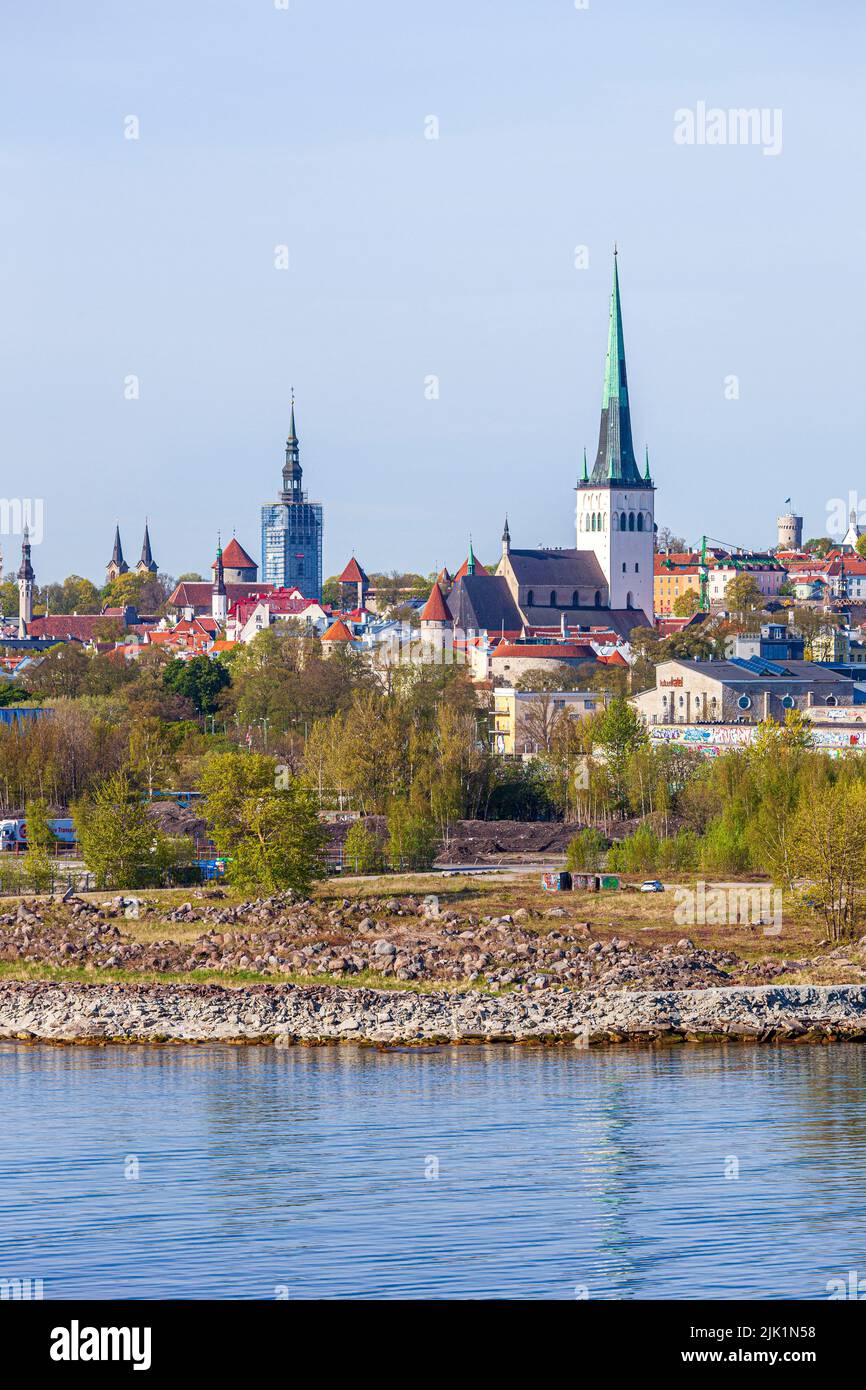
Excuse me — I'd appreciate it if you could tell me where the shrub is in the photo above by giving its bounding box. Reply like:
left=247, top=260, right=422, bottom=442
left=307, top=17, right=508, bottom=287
left=343, top=820, right=385, bottom=875
left=566, top=827, right=608, bottom=872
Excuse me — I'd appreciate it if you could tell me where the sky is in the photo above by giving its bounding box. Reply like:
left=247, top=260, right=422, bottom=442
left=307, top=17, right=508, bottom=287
left=1, top=0, right=863, bottom=584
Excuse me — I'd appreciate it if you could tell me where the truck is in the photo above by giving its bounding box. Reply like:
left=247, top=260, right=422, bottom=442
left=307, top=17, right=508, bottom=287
left=0, top=817, right=77, bottom=851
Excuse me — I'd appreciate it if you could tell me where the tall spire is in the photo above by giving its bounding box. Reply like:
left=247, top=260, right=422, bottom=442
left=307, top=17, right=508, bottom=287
left=111, top=526, right=124, bottom=568
left=644, top=445, right=651, bottom=483
left=282, top=390, right=303, bottom=500
left=138, top=520, right=157, bottom=574
left=585, top=251, right=645, bottom=487
left=581, top=446, right=589, bottom=483
left=501, top=516, right=510, bottom=556
left=467, top=536, right=476, bottom=576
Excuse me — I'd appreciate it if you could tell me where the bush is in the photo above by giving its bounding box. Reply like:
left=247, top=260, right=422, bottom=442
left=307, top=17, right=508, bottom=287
left=566, top=827, right=608, bottom=872
left=343, top=820, right=385, bottom=875
left=387, top=800, right=438, bottom=872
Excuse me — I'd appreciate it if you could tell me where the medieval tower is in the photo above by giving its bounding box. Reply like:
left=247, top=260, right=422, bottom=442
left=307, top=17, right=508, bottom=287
left=575, top=252, right=655, bottom=620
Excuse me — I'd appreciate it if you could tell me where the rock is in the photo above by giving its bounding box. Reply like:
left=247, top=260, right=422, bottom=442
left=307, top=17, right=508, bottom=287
left=421, top=895, right=440, bottom=920
left=372, top=940, right=397, bottom=958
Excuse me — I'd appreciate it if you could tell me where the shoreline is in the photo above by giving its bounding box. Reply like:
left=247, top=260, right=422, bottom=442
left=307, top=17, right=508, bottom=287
left=3, top=979, right=866, bottom=1047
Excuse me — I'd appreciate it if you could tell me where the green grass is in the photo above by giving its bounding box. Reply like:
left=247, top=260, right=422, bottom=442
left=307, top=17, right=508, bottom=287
left=0, top=960, right=507, bottom=996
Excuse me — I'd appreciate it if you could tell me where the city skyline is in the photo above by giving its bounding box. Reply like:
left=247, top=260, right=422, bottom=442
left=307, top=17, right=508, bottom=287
left=2, top=0, right=863, bottom=580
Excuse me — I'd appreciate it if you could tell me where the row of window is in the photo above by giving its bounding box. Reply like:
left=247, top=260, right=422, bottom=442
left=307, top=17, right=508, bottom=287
left=525, top=589, right=603, bottom=608
left=580, top=510, right=651, bottom=533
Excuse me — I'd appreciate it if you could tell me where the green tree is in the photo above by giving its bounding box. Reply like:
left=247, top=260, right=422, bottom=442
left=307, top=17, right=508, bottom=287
left=592, top=697, right=647, bottom=814
left=74, top=771, right=188, bottom=888
left=387, top=798, right=438, bottom=871
left=788, top=780, right=866, bottom=941
left=163, top=655, right=231, bottom=715
left=672, top=589, right=700, bottom=617
left=565, top=826, right=607, bottom=871
left=342, top=820, right=385, bottom=874
left=200, top=750, right=327, bottom=893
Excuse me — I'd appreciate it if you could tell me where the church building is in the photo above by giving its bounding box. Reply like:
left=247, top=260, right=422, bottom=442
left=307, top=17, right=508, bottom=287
left=449, top=252, right=655, bottom=641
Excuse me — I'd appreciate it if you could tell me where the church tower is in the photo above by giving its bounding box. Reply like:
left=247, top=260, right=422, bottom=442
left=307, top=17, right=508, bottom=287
left=18, top=527, right=34, bottom=638
left=575, top=252, right=655, bottom=620
left=212, top=539, right=227, bottom=624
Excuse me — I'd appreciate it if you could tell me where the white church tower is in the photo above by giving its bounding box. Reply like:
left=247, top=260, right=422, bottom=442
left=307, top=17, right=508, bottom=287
left=18, top=526, right=34, bottom=638
left=575, top=252, right=655, bottom=621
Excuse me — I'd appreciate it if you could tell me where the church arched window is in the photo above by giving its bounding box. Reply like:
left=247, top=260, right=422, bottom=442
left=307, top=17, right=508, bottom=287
left=594, top=590, right=601, bottom=607
left=637, top=513, right=644, bottom=532
left=626, top=591, right=633, bottom=608
left=590, top=514, right=595, bottom=532
left=527, top=590, right=534, bottom=606
left=612, top=513, right=618, bottom=531
left=620, top=512, right=627, bottom=531
left=628, top=512, right=635, bottom=531
left=572, top=590, right=579, bottom=608
left=549, top=590, right=556, bottom=607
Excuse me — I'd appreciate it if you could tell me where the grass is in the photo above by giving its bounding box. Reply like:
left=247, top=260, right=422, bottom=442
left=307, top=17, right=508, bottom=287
left=0, top=866, right=840, bottom=972
left=0, top=960, right=505, bottom=996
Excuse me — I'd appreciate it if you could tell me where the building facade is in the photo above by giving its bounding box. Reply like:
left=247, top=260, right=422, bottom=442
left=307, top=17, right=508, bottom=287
left=260, top=399, right=323, bottom=599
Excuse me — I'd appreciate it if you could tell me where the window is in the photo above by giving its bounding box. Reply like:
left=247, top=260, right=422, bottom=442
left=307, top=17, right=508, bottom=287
left=628, top=512, right=635, bottom=531
left=572, top=590, right=579, bottom=607
left=637, top=513, right=644, bottom=531
left=594, top=590, right=601, bottom=607
left=622, top=562, right=627, bottom=573
left=527, top=590, right=534, bottom=605
left=626, top=591, right=633, bottom=608
left=549, top=590, right=556, bottom=606
left=620, top=512, right=626, bottom=530
left=635, top=563, right=639, bottom=572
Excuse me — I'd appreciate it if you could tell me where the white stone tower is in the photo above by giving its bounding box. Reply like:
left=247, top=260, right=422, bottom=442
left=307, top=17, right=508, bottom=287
left=18, top=527, right=34, bottom=638
left=575, top=252, right=655, bottom=620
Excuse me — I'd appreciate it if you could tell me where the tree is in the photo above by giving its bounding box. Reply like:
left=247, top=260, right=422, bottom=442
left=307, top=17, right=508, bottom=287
left=672, top=589, right=701, bottom=617
left=387, top=798, right=438, bottom=871
left=566, top=827, right=607, bottom=871
left=74, top=771, right=190, bottom=888
left=724, top=573, right=763, bottom=624
left=200, top=750, right=327, bottom=893
left=788, top=780, right=866, bottom=941
left=592, top=697, right=647, bottom=814
left=856, top=535, right=866, bottom=560
left=343, top=820, right=385, bottom=874
left=163, top=655, right=231, bottom=715
left=655, top=527, right=687, bottom=553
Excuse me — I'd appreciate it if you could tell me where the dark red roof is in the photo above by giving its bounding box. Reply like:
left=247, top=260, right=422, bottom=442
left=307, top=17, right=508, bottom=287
left=493, top=642, right=595, bottom=660
left=169, top=581, right=273, bottom=609
left=339, top=557, right=368, bottom=584
left=420, top=583, right=451, bottom=623
left=217, top=538, right=257, bottom=571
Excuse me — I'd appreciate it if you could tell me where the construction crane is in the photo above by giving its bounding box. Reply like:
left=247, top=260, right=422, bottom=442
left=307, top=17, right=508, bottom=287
left=662, top=535, right=760, bottom=613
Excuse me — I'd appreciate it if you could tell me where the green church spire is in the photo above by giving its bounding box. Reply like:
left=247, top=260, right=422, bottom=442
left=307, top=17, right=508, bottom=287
left=584, top=249, right=645, bottom=488
left=581, top=446, right=589, bottom=483
left=644, top=445, right=651, bottom=482
left=467, top=536, right=476, bottom=576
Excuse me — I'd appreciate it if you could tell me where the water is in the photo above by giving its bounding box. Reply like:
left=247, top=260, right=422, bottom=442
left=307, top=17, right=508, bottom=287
left=2, top=1042, right=866, bottom=1299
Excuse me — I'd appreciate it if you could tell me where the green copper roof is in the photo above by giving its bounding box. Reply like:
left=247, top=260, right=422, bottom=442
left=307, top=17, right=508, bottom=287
left=583, top=252, right=649, bottom=489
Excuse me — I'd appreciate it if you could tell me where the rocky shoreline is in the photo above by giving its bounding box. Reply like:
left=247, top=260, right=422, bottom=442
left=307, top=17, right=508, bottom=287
left=3, top=979, right=866, bottom=1046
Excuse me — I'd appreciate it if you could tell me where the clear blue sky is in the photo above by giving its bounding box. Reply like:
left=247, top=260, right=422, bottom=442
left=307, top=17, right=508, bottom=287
left=1, top=0, right=862, bottom=583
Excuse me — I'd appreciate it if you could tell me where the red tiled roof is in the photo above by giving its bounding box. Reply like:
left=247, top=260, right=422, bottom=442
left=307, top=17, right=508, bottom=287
left=420, top=583, right=451, bottom=623
left=492, top=643, right=595, bottom=660
left=598, top=650, right=628, bottom=666
left=28, top=615, right=118, bottom=642
left=169, top=581, right=273, bottom=609
left=339, top=557, right=368, bottom=584
left=321, top=618, right=355, bottom=643
left=218, top=538, right=257, bottom=571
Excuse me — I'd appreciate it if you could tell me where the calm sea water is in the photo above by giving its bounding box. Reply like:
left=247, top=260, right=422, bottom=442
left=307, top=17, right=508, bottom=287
left=2, top=1042, right=866, bottom=1299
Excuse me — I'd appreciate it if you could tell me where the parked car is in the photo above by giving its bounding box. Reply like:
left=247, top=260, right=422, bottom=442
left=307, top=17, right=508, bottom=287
left=639, top=879, right=664, bottom=893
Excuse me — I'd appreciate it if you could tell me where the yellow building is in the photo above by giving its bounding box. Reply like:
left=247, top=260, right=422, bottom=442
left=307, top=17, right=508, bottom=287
left=653, top=559, right=701, bottom=616
left=492, top=687, right=607, bottom=756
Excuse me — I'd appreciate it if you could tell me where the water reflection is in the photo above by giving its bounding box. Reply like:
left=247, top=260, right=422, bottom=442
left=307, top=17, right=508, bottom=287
left=1, top=1043, right=865, bottom=1298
